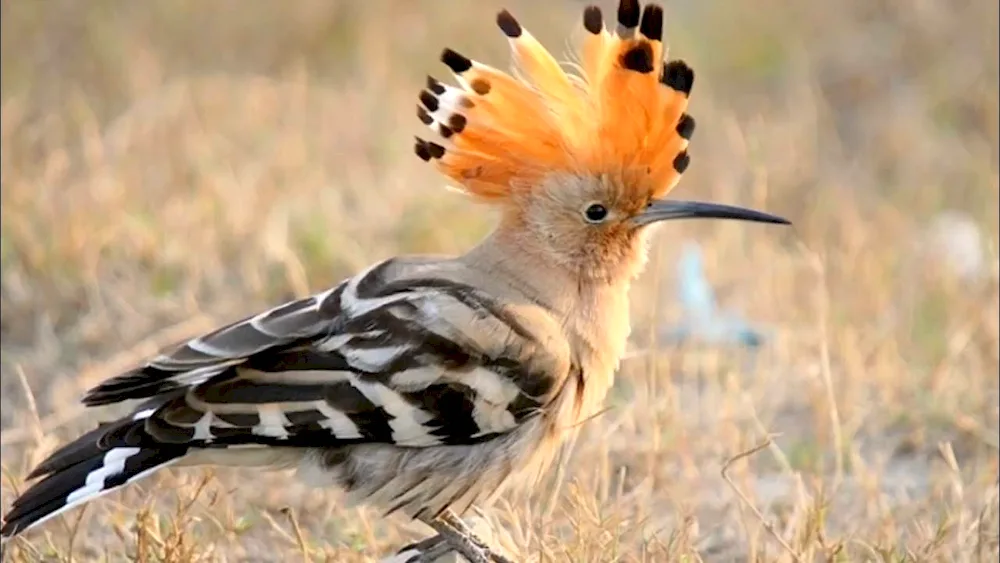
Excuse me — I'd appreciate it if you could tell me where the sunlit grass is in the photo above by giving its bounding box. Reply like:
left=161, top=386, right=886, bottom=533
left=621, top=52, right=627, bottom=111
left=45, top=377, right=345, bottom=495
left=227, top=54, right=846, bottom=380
left=1, top=1, right=997, bottom=561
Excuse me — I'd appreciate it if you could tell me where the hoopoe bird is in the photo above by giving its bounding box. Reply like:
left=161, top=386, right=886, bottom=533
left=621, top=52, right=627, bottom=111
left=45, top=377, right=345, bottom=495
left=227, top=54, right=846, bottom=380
left=0, top=1, right=789, bottom=561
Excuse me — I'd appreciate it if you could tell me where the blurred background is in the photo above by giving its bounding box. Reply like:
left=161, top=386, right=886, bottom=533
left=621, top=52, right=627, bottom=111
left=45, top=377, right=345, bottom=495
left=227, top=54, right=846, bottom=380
left=1, top=1, right=998, bottom=561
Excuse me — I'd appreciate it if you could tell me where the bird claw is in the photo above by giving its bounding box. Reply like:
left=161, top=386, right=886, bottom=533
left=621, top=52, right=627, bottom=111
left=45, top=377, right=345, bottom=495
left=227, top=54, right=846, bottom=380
left=418, top=540, right=488, bottom=563
left=412, top=540, right=455, bottom=562
left=405, top=511, right=516, bottom=563
left=396, top=534, right=515, bottom=563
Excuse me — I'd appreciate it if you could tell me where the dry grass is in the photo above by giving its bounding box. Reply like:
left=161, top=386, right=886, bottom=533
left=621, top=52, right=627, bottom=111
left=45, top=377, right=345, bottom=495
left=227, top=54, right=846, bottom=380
left=1, top=1, right=998, bottom=561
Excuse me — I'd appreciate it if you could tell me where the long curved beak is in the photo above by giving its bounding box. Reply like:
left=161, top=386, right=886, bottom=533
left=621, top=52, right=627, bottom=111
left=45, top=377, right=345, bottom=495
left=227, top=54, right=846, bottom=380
left=632, top=199, right=791, bottom=227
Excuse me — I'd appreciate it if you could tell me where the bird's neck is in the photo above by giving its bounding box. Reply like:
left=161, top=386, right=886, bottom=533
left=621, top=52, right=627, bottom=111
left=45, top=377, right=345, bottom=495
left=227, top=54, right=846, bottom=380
left=462, top=226, right=631, bottom=317
left=461, top=227, right=634, bottom=414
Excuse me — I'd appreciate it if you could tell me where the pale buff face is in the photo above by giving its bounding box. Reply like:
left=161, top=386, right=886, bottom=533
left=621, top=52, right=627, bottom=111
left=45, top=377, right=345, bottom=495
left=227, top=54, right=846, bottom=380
left=508, top=173, right=656, bottom=283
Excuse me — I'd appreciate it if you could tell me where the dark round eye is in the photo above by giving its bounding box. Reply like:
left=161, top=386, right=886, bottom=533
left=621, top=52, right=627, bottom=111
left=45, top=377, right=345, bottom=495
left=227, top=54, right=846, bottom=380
left=583, top=203, right=609, bottom=223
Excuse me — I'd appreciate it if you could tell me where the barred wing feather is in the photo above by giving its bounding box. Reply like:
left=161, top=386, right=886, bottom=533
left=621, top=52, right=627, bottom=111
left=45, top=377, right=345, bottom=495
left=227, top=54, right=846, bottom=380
left=82, top=257, right=565, bottom=449
left=1, top=258, right=566, bottom=540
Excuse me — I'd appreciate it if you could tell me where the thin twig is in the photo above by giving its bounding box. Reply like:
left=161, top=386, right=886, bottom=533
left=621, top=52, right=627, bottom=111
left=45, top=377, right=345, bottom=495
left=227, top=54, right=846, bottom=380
left=65, top=505, right=88, bottom=563
left=14, top=366, right=43, bottom=445
left=259, top=509, right=300, bottom=548
left=798, top=243, right=845, bottom=490
left=281, top=507, right=311, bottom=563
left=721, top=436, right=804, bottom=563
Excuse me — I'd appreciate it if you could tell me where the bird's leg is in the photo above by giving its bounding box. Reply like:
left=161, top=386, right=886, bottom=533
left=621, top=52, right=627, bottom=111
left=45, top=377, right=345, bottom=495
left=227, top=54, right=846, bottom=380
left=412, top=537, right=454, bottom=562
left=437, top=510, right=477, bottom=536
left=420, top=544, right=455, bottom=562
left=419, top=518, right=490, bottom=563
left=392, top=534, right=453, bottom=563
left=416, top=510, right=516, bottom=563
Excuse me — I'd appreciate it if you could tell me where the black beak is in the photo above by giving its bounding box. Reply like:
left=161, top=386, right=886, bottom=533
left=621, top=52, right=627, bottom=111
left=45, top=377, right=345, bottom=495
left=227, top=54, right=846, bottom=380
left=632, top=199, right=791, bottom=227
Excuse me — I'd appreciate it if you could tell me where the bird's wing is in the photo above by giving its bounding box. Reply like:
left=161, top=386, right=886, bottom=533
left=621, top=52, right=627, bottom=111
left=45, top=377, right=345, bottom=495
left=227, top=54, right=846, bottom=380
left=79, top=258, right=569, bottom=451
left=3, top=258, right=570, bottom=540
left=82, top=284, right=348, bottom=407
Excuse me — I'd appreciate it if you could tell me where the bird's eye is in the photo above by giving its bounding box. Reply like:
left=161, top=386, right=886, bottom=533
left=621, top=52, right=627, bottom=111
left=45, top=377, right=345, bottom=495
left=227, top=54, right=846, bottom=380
left=583, top=203, right=609, bottom=223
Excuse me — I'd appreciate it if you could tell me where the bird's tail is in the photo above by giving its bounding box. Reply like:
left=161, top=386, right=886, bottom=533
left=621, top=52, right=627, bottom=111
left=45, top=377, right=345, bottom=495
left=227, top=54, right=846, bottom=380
left=0, top=407, right=188, bottom=543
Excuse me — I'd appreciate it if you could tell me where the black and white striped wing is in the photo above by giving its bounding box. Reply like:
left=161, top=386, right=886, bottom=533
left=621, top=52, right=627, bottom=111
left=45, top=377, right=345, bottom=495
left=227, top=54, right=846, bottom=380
left=2, top=281, right=354, bottom=540
left=83, top=283, right=348, bottom=407
left=84, top=259, right=565, bottom=449
left=1, top=260, right=568, bottom=540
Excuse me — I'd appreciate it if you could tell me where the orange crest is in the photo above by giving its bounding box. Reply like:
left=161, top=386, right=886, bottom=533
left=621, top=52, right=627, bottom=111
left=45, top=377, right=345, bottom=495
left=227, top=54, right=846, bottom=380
left=415, top=0, right=695, bottom=203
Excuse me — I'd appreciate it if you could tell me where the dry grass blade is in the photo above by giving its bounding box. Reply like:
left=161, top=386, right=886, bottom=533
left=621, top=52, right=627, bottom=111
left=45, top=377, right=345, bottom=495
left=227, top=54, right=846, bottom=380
left=1, top=0, right=997, bottom=561
left=722, top=437, right=804, bottom=563
left=281, top=507, right=312, bottom=563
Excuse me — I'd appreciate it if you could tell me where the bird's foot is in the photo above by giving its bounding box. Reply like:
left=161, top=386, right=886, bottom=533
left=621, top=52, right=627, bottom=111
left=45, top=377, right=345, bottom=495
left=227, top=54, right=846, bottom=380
left=407, top=510, right=515, bottom=563
left=391, top=534, right=455, bottom=563
left=396, top=535, right=514, bottom=563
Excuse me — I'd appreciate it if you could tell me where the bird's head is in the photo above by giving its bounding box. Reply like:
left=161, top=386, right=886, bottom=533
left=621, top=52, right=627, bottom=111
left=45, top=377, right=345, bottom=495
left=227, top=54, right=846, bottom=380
left=416, top=0, right=789, bottom=283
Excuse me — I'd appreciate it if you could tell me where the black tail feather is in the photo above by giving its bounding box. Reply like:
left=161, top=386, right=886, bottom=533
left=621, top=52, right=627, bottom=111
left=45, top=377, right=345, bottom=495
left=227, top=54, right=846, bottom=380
left=26, top=423, right=116, bottom=480
left=1, top=410, right=188, bottom=541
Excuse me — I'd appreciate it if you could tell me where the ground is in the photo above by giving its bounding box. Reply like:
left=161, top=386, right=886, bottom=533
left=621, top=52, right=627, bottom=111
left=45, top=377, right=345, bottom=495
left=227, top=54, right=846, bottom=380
left=1, top=1, right=998, bottom=562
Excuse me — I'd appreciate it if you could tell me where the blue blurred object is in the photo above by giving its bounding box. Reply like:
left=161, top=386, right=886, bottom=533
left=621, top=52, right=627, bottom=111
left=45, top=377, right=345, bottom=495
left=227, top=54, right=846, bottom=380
left=658, top=242, right=768, bottom=349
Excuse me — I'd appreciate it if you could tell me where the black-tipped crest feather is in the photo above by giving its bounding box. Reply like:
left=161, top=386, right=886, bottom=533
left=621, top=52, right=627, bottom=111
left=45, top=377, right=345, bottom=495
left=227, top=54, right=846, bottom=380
left=583, top=6, right=604, bottom=34
left=426, top=76, right=446, bottom=95
left=441, top=48, right=472, bottom=73
left=672, top=150, right=690, bottom=173
left=617, top=0, right=641, bottom=30
left=661, top=59, right=694, bottom=95
left=639, top=5, right=663, bottom=40
left=621, top=43, right=655, bottom=73
left=417, top=106, right=433, bottom=125
left=676, top=113, right=695, bottom=140
left=496, top=10, right=522, bottom=38
left=419, top=90, right=439, bottom=112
